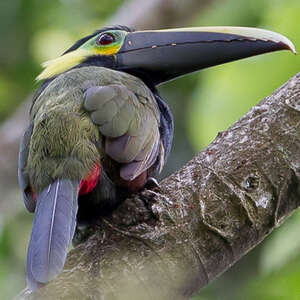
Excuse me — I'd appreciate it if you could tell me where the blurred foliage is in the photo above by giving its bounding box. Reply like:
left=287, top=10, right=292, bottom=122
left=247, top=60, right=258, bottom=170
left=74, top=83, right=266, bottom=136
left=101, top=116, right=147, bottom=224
left=0, top=0, right=299, bottom=299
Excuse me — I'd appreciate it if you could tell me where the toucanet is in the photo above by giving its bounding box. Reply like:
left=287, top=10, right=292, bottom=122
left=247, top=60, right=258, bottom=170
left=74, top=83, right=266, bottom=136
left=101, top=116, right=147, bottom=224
left=18, top=25, right=295, bottom=290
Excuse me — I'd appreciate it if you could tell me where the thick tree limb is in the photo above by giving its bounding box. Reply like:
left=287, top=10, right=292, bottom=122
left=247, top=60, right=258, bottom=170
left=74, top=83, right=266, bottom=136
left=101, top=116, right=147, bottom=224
left=19, top=74, right=300, bottom=299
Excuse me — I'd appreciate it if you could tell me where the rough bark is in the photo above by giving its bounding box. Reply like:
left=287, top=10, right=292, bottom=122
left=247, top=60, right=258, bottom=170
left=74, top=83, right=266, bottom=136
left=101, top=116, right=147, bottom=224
left=19, top=74, right=300, bottom=299
left=0, top=0, right=215, bottom=219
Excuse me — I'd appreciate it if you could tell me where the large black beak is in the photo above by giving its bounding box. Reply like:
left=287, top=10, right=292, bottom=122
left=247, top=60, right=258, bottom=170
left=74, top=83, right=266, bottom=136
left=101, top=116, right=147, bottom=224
left=117, top=27, right=296, bottom=85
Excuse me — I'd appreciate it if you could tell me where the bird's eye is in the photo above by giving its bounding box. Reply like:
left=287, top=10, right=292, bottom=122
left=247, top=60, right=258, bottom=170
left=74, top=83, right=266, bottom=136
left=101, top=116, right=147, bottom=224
left=98, top=33, right=115, bottom=45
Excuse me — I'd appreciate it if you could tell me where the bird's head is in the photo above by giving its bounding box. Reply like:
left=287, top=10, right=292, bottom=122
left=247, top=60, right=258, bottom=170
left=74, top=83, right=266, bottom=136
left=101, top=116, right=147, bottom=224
left=37, top=25, right=296, bottom=85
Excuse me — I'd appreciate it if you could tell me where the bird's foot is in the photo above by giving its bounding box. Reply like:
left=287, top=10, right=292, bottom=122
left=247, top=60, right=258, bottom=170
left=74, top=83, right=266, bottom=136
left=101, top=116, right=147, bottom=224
left=145, top=177, right=160, bottom=190
left=72, top=224, right=95, bottom=246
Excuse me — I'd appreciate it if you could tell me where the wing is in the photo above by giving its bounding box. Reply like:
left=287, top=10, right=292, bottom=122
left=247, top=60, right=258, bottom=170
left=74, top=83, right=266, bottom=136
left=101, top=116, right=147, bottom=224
left=18, top=123, right=36, bottom=212
left=84, top=84, right=161, bottom=181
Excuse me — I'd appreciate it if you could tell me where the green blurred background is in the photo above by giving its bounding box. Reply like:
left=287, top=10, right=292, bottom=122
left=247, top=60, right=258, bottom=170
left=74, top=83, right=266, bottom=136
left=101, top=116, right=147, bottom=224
left=0, top=0, right=299, bottom=299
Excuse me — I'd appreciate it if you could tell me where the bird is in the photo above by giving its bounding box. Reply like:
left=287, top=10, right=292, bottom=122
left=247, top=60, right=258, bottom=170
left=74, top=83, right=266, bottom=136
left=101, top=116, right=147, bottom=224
left=18, top=25, right=295, bottom=290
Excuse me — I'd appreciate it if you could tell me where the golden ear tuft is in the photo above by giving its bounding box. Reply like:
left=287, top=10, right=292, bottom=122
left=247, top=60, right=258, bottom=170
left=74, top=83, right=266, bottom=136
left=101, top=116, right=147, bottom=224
left=36, top=49, right=90, bottom=81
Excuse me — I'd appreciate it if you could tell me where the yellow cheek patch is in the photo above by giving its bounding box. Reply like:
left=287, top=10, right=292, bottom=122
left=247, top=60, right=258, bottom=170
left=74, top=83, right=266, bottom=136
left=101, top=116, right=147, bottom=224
left=36, top=49, right=90, bottom=81
left=93, top=44, right=122, bottom=56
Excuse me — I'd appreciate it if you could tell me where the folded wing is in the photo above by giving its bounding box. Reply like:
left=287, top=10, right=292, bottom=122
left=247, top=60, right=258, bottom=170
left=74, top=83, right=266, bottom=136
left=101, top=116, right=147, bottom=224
left=84, top=84, right=161, bottom=181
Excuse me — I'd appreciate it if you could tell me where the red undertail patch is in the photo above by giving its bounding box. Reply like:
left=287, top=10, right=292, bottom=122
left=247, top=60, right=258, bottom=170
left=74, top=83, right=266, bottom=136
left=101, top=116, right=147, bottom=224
left=79, top=164, right=101, bottom=195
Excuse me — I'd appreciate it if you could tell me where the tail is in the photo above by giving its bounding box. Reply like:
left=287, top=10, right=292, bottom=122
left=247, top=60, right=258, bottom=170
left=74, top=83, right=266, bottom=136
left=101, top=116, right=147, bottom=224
left=26, top=179, right=80, bottom=290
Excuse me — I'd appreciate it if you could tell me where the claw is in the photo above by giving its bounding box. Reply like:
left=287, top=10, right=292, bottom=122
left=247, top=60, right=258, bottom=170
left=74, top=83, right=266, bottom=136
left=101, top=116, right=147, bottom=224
left=145, top=177, right=160, bottom=189
left=72, top=224, right=95, bottom=246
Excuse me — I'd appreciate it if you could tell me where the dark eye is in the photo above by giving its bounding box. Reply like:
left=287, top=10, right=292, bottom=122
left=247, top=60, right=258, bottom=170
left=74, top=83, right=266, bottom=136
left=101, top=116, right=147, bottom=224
left=98, top=33, right=115, bottom=45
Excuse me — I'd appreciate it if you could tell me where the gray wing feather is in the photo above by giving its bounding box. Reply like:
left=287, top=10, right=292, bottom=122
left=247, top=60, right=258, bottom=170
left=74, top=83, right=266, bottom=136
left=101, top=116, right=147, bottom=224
left=120, top=137, right=160, bottom=181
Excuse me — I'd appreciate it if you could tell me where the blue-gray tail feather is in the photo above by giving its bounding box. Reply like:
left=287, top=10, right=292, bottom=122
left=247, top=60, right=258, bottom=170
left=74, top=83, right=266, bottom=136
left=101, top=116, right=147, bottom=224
left=26, top=179, right=80, bottom=290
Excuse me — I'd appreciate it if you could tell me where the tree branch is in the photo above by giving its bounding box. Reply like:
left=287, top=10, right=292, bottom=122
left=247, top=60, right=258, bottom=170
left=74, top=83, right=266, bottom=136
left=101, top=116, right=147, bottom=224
left=19, top=73, right=300, bottom=299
